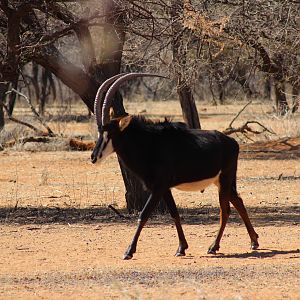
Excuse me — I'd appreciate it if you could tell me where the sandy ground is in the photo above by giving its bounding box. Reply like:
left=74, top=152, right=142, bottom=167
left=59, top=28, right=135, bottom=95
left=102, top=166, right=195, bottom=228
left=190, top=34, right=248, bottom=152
left=0, top=223, right=299, bottom=300
left=0, top=102, right=300, bottom=299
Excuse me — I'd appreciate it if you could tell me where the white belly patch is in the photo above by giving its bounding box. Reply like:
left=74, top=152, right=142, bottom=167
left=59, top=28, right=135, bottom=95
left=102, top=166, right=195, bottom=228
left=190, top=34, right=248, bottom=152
left=174, top=172, right=220, bottom=192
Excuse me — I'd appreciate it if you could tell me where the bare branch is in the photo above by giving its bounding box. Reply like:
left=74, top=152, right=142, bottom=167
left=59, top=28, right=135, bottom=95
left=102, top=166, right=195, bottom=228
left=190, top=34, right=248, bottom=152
left=228, top=100, right=252, bottom=128
left=223, top=120, right=275, bottom=136
left=6, top=89, right=55, bottom=137
left=2, top=102, right=44, bottom=135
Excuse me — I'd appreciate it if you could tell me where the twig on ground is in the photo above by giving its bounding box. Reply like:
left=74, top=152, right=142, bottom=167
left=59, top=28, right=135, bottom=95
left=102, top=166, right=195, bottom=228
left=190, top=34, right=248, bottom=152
left=108, top=204, right=130, bottom=219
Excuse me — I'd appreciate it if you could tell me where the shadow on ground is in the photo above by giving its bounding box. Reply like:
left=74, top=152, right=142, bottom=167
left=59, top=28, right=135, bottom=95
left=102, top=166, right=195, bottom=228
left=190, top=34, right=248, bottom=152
left=200, top=249, right=300, bottom=259
left=0, top=205, right=299, bottom=226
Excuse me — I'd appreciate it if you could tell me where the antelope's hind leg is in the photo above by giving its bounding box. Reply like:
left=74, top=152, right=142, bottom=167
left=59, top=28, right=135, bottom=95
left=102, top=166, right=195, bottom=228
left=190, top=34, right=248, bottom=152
left=207, top=190, right=231, bottom=254
left=208, top=171, right=235, bottom=254
left=208, top=173, right=259, bottom=254
left=229, top=192, right=259, bottom=250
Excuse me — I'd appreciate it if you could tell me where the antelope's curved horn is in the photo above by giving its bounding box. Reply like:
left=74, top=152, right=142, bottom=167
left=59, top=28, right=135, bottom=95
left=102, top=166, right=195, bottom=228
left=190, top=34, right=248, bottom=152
left=102, top=73, right=168, bottom=126
left=94, top=73, right=127, bottom=127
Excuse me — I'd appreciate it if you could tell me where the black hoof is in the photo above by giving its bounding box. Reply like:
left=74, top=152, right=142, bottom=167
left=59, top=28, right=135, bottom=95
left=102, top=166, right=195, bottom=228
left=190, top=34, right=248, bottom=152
left=207, top=249, right=217, bottom=254
left=175, top=244, right=188, bottom=257
left=251, top=241, right=259, bottom=250
left=207, top=244, right=219, bottom=254
left=123, top=253, right=133, bottom=260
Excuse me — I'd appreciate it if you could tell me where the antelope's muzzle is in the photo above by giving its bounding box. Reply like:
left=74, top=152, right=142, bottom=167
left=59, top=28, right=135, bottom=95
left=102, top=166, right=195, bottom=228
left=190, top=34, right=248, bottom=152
left=91, top=136, right=103, bottom=164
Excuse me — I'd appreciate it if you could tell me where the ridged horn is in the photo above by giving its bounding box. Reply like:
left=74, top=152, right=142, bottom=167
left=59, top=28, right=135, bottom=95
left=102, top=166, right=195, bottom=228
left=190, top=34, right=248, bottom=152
left=94, top=73, right=127, bottom=127
left=102, top=73, right=168, bottom=126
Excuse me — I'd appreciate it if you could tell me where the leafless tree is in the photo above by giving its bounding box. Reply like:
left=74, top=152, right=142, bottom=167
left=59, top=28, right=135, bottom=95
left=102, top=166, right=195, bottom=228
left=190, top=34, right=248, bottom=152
left=120, top=0, right=300, bottom=114
left=0, top=0, right=150, bottom=212
left=196, top=0, right=300, bottom=114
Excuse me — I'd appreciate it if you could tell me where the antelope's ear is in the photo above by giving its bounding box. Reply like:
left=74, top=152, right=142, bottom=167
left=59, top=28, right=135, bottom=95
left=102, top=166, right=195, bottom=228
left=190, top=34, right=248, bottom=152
left=109, top=107, right=115, bottom=119
left=119, top=116, right=132, bottom=131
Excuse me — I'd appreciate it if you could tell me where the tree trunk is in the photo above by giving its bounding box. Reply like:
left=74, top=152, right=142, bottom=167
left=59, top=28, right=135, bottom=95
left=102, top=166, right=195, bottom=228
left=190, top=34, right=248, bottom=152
left=218, top=82, right=226, bottom=105
left=39, top=67, right=48, bottom=115
left=274, top=78, right=289, bottom=115
left=0, top=101, right=4, bottom=132
left=177, top=84, right=201, bottom=129
left=171, top=0, right=201, bottom=130
left=119, top=166, right=148, bottom=213
left=272, top=54, right=289, bottom=115
left=291, top=84, right=299, bottom=113
left=0, top=83, right=7, bottom=131
left=31, top=62, right=41, bottom=102
left=264, top=76, right=272, bottom=100
left=7, top=79, right=18, bottom=116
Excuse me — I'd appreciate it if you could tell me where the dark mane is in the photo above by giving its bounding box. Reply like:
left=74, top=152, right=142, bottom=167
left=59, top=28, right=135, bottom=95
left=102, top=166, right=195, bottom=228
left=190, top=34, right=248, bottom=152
left=130, top=115, right=189, bottom=133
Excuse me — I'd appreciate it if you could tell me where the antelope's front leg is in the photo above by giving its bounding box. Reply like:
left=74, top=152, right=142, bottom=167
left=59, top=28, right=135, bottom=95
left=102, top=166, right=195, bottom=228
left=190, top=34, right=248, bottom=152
left=123, top=192, right=161, bottom=260
left=164, top=190, right=188, bottom=256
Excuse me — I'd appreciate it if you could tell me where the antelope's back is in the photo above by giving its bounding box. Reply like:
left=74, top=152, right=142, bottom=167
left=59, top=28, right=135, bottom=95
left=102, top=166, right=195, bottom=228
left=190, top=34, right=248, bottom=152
left=154, top=128, right=239, bottom=184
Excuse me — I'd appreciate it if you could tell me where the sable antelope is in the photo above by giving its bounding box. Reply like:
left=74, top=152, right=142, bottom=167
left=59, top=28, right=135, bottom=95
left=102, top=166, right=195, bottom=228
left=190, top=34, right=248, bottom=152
left=91, top=73, right=259, bottom=260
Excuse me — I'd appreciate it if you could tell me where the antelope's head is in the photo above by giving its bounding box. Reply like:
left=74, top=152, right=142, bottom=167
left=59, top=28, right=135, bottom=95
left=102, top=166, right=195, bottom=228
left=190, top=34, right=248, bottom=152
left=91, top=73, right=167, bottom=164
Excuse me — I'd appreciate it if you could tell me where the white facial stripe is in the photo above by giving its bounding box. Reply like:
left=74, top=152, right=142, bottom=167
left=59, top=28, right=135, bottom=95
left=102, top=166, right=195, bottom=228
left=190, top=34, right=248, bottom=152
left=98, top=139, right=114, bottom=162
left=97, top=132, right=114, bottom=163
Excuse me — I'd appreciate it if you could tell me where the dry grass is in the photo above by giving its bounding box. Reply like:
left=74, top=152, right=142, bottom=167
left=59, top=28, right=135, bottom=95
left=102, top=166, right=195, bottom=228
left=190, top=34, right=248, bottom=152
left=2, top=100, right=299, bottom=143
